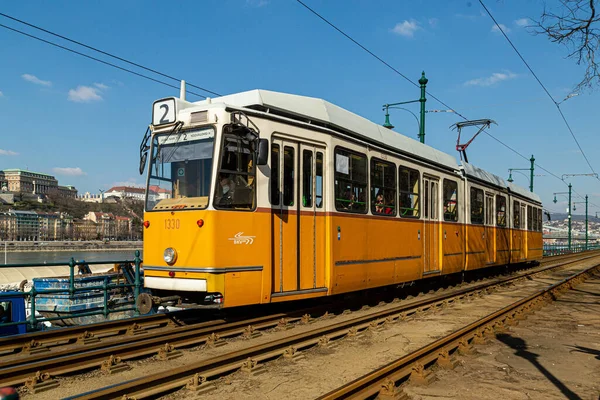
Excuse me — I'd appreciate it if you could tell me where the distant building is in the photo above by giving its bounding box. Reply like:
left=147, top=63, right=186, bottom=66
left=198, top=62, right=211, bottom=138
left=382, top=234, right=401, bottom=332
left=0, top=169, right=78, bottom=198
left=12, top=210, right=40, bottom=241
left=105, top=186, right=145, bottom=201
left=78, top=192, right=104, bottom=203
left=84, top=211, right=116, bottom=239
left=58, top=185, right=78, bottom=199
left=73, top=219, right=97, bottom=241
left=148, top=185, right=171, bottom=201
left=0, top=211, right=16, bottom=240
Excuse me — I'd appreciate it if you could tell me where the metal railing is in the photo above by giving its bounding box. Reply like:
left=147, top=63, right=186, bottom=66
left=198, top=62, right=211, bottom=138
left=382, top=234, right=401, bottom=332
left=543, top=243, right=600, bottom=257
left=0, top=250, right=142, bottom=332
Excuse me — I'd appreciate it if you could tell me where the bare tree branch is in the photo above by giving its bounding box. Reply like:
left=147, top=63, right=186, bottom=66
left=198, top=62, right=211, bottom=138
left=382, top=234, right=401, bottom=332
left=534, top=0, right=600, bottom=91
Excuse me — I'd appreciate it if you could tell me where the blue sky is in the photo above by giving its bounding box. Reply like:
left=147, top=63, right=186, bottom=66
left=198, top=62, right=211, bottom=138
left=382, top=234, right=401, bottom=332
left=0, top=0, right=598, bottom=215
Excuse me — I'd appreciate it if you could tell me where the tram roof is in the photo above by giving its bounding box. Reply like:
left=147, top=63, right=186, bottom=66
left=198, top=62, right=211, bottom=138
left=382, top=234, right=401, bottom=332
left=207, top=89, right=460, bottom=171
left=192, top=89, right=538, bottom=202
left=461, top=162, right=541, bottom=203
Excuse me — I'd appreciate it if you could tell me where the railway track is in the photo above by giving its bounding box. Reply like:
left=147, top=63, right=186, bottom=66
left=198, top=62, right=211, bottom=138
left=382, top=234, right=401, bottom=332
left=12, top=252, right=594, bottom=399
left=0, top=250, right=591, bottom=360
left=318, top=263, right=600, bottom=400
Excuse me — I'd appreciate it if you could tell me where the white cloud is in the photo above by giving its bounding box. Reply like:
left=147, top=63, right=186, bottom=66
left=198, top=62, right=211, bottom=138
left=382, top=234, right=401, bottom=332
left=246, top=0, right=268, bottom=7
left=52, top=167, right=87, bottom=176
left=94, top=82, right=109, bottom=90
left=0, top=149, right=18, bottom=156
left=491, top=24, right=511, bottom=34
left=22, top=74, right=52, bottom=87
left=391, top=20, right=420, bottom=38
left=0, top=90, right=3, bottom=97
left=68, top=86, right=103, bottom=103
left=515, top=18, right=529, bottom=27
left=464, top=71, right=518, bottom=87
left=428, top=18, right=439, bottom=28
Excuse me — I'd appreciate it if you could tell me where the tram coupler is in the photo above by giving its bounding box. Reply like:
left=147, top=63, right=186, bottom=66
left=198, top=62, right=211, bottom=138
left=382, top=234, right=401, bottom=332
left=136, top=293, right=181, bottom=314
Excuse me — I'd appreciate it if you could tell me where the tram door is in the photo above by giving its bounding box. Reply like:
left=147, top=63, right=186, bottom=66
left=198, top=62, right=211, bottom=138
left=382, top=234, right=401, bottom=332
left=484, top=193, right=495, bottom=264
left=298, top=144, right=326, bottom=290
left=423, top=177, right=440, bottom=273
left=271, top=138, right=324, bottom=294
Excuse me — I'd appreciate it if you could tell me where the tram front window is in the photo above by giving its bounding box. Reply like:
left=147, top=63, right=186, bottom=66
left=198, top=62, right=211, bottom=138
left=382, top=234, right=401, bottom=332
left=146, top=128, right=214, bottom=211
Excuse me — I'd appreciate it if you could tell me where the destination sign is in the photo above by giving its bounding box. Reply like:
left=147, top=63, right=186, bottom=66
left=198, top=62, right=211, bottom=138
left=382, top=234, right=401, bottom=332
left=157, top=128, right=215, bottom=145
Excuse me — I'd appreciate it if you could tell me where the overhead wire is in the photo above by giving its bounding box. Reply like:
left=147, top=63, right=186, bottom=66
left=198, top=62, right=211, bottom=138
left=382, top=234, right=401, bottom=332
left=0, top=23, right=207, bottom=98
left=478, top=0, right=597, bottom=178
left=295, top=0, right=569, bottom=188
left=0, top=12, right=221, bottom=97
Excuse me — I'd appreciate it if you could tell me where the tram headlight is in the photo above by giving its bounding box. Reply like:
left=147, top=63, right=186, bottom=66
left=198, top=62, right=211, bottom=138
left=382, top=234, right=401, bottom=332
left=163, top=247, right=177, bottom=265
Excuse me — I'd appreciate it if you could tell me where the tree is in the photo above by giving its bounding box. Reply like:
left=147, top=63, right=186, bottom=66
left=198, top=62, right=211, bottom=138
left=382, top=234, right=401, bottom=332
left=535, top=0, right=600, bottom=91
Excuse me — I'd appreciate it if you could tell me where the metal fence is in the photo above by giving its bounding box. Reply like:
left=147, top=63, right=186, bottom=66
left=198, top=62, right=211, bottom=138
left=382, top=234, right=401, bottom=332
left=543, top=243, right=600, bottom=257
left=0, top=250, right=142, bottom=332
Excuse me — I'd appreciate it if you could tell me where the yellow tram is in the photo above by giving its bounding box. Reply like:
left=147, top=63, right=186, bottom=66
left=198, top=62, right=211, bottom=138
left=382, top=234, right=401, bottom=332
left=137, top=86, right=543, bottom=311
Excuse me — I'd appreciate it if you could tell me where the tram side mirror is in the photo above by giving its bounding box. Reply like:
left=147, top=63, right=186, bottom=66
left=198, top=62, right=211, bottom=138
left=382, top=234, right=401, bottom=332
left=257, top=139, right=269, bottom=166
left=139, top=152, right=148, bottom=175
left=544, top=211, right=551, bottom=221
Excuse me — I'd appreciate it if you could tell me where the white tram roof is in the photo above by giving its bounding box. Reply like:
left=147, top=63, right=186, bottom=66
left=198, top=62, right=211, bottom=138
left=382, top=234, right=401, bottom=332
left=204, top=89, right=460, bottom=171
left=461, top=162, right=541, bottom=203
left=189, top=89, right=538, bottom=202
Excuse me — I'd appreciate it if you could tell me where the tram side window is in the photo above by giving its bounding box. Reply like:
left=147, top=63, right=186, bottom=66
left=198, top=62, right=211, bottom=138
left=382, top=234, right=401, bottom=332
left=271, top=144, right=280, bottom=205
left=334, top=148, right=367, bottom=213
left=316, top=152, right=324, bottom=208
left=443, top=180, right=458, bottom=222
left=470, top=187, right=484, bottom=224
left=302, top=150, right=313, bottom=207
left=527, top=205, right=533, bottom=231
left=283, top=146, right=295, bottom=206
left=214, top=131, right=256, bottom=210
left=513, top=201, right=520, bottom=228
left=496, top=195, right=507, bottom=227
left=399, top=166, right=420, bottom=218
left=371, top=158, right=396, bottom=216
left=538, top=208, right=543, bottom=231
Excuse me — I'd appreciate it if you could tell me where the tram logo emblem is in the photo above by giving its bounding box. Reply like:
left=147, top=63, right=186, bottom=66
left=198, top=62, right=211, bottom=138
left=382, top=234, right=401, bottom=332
left=229, top=232, right=256, bottom=245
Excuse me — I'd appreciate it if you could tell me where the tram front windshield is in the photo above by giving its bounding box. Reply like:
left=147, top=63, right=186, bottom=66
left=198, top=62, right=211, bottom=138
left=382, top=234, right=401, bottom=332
left=146, top=128, right=214, bottom=211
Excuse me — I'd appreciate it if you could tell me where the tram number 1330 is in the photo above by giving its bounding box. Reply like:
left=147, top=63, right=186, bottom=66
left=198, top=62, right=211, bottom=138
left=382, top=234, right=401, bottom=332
left=164, top=219, right=180, bottom=229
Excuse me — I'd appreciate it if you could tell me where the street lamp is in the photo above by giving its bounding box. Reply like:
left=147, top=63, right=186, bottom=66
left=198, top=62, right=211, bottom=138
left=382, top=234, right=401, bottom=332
left=383, top=106, right=420, bottom=132
left=507, top=155, right=536, bottom=192
left=573, top=195, right=589, bottom=250
left=383, top=71, right=428, bottom=143
left=553, top=183, right=572, bottom=252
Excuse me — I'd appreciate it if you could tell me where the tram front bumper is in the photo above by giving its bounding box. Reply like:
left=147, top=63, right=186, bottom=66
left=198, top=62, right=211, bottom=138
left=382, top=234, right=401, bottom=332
left=144, top=276, right=207, bottom=292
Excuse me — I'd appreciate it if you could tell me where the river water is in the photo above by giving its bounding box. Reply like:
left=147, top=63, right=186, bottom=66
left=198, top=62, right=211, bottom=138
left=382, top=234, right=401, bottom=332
left=2, top=250, right=143, bottom=265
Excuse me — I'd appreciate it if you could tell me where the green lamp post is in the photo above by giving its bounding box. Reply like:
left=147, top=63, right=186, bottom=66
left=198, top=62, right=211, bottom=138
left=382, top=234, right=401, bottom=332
left=383, top=71, right=428, bottom=144
left=573, top=195, right=589, bottom=250
left=507, top=155, right=535, bottom=192
left=553, top=183, right=572, bottom=252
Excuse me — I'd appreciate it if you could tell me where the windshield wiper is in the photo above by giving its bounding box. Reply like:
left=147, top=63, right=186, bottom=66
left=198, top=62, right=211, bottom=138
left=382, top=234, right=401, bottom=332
left=154, top=121, right=184, bottom=176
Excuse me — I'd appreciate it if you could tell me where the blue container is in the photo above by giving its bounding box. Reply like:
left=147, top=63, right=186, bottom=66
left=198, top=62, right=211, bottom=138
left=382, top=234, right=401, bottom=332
left=33, top=272, right=139, bottom=326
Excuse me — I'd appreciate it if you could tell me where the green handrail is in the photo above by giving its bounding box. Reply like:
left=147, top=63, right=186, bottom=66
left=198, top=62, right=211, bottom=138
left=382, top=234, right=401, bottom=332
left=0, top=254, right=143, bottom=332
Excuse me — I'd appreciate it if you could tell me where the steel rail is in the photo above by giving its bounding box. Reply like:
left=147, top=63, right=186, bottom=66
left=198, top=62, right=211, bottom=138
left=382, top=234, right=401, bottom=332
left=318, top=263, right=600, bottom=400
left=0, top=251, right=595, bottom=390
left=2, top=251, right=592, bottom=376
left=0, top=312, right=183, bottom=356
left=0, top=250, right=589, bottom=357
left=64, top=255, right=600, bottom=399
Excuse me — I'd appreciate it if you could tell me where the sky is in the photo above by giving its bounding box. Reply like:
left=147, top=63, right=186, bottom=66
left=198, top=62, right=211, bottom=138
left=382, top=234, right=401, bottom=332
left=0, top=0, right=598, bottom=215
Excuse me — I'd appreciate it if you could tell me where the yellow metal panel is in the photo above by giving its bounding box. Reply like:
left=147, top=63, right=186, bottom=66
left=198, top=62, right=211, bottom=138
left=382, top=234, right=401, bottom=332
left=441, top=222, right=464, bottom=274
left=466, top=225, right=486, bottom=270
